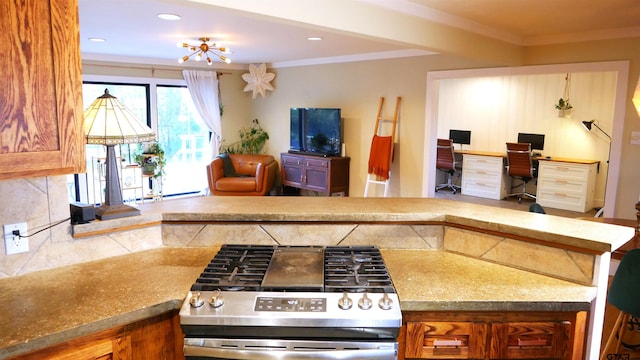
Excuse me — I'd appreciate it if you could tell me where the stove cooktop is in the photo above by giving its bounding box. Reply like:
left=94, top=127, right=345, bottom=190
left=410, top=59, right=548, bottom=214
left=190, top=244, right=396, bottom=293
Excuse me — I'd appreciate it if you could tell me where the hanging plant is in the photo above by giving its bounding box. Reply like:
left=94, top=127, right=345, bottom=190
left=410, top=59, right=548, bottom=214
left=554, top=97, right=572, bottom=110
left=555, top=73, right=573, bottom=117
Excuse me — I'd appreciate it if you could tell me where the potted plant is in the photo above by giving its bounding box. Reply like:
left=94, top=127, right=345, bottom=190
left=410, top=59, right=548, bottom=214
left=554, top=97, right=572, bottom=117
left=133, top=141, right=166, bottom=178
left=220, top=118, right=269, bottom=154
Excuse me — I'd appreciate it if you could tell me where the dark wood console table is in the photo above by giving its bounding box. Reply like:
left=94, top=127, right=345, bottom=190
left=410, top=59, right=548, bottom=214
left=281, top=153, right=350, bottom=196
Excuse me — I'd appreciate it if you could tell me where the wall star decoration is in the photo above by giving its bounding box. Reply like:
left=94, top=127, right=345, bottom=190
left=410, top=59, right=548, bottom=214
left=242, top=63, right=275, bottom=99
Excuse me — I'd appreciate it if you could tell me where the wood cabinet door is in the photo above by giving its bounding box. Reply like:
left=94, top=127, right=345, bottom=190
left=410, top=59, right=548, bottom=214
left=405, top=321, right=488, bottom=359
left=489, top=321, right=571, bottom=359
left=9, top=311, right=181, bottom=360
left=0, top=0, right=85, bottom=180
left=304, top=166, right=330, bottom=192
left=282, top=163, right=303, bottom=188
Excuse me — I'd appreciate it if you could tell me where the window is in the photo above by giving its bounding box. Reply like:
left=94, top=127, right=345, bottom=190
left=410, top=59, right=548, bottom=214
left=156, top=85, right=209, bottom=195
left=70, top=78, right=210, bottom=205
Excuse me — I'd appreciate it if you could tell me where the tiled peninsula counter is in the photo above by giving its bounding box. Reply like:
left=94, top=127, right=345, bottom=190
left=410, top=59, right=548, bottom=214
left=1, top=197, right=633, bottom=359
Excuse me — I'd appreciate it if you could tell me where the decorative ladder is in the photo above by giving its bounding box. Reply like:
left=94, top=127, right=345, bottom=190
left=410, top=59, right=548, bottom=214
left=364, top=96, right=401, bottom=197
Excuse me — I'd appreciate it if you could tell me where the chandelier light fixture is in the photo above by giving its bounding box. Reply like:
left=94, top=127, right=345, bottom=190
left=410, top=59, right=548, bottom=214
left=178, top=37, right=231, bottom=65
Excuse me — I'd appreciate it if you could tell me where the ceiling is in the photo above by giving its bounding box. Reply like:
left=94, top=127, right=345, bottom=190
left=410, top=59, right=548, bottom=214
left=78, top=0, right=640, bottom=69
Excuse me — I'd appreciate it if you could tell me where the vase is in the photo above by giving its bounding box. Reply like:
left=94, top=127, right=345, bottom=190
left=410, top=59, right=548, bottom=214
left=142, top=163, right=156, bottom=176
left=558, top=109, right=572, bottom=118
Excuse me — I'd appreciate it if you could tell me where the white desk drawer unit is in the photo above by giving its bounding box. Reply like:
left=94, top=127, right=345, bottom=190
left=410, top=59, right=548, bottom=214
left=536, top=161, right=597, bottom=213
left=461, top=154, right=510, bottom=200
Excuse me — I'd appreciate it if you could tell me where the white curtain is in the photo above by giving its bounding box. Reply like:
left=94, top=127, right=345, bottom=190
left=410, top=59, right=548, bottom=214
left=182, top=70, right=221, bottom=161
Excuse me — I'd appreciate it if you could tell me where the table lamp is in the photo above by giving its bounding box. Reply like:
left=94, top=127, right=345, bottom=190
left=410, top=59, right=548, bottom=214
left=83, top=89, right=156, bottom=220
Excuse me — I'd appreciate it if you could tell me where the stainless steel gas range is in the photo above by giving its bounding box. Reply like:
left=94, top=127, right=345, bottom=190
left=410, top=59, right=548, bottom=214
left=179, top=244, right=402, bottom=360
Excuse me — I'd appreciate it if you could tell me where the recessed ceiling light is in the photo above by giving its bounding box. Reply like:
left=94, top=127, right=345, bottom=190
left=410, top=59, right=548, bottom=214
left=307, top=37, right=323, bottom=41
left=89, top=37, right=106, bottom=42
left=158, top=13, right=181, bottom=21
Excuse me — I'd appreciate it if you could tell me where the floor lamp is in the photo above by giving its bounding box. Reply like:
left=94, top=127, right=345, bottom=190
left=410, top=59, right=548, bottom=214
left=83, top=89, right=156, bottom=220
left=581, top=120, right=611, bottom=218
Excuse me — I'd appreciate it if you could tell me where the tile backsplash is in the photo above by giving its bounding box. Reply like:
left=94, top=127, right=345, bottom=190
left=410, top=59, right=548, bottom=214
left=0, top=176, right=161, bottom=278
left=0, top=176, right=599, bottom=287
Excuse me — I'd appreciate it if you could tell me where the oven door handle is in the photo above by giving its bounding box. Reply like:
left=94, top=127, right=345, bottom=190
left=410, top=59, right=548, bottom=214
left=184, top=345, right=398, bottom=360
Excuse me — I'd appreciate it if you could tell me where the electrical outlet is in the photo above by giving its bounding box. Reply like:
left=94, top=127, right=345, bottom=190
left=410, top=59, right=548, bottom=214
left=4, top=222, right=28, bottom=255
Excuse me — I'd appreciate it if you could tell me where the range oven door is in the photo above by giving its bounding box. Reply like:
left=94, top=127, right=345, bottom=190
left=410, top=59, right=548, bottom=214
left=184, top=338, right=398, bottom=360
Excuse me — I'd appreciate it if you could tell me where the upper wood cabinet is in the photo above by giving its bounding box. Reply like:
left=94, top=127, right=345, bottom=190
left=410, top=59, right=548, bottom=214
left=0, top=0, right=85, bottom=180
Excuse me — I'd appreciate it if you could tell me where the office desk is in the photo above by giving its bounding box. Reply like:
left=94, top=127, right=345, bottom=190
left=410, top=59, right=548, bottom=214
left=454, top=150, right=599, bottom=212
left=456, top=150, right=510, bottom=200
left=536, top=158, right=599, bottom=212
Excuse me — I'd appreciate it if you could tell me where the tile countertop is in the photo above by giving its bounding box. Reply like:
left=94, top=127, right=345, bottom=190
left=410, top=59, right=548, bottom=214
left=74, top=197, right=634, bottom=254
left=0, top=247, right=596, bottom=359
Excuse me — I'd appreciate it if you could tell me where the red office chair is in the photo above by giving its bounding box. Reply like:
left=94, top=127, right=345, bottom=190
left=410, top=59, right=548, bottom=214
left=506, top=142, right=537, bottom=203
left=435, top=138, right=460, bottom=194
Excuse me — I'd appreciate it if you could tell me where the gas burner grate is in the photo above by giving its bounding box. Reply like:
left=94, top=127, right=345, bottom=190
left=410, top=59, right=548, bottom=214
left=190, top=244, right=396, bottom=294
left=324, top=246, right=395, bottom=293
left=191, top=244, right=275, bottom=291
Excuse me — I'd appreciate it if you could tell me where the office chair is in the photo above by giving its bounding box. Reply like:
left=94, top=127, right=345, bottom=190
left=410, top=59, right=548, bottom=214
left=435, top=138, right=461, bottom=194
left=506, top=142, right=537, bottom=203
left=599, top=248, right=640, bottom=360
left=528, top=203, right=546, bottom=214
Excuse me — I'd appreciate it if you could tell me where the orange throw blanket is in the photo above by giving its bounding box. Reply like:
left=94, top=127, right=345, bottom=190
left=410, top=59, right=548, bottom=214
left=367, top=135, right=393, bottom=180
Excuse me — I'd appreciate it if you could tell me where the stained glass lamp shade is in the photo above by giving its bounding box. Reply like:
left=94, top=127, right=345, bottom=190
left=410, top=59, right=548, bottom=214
left=83, top=89, right=156, bottom=220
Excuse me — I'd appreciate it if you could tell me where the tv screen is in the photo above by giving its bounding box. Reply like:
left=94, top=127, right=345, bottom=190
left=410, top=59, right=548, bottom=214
left=449, top=129, right=471, bottom=145
left=290, top=108, right=342, bottom=156
left=517, top=132, right=545, bottom=151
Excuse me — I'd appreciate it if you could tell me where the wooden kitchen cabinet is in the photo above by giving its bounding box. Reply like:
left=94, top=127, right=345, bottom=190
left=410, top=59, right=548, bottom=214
left=0, top=0, right=85, bottom=180
left=9, top=311, right=183, bottom=360
left=489, top=321, right=571, bottom=359
left=281, top=153, right=350, bottom=196
left=401, top=311, right=586, bottom=360
left=405, top=321, right=488, bottom=359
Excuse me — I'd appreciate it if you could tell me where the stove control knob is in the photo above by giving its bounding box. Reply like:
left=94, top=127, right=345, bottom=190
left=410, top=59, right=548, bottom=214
left=189, top=291, right=204, bottom=308
left=358, top=293, right=373, bottom=310
left=208, top=290, right=224, bottom=308
left=338, top=292, right=353, bottom=310
left=378, top=293, right=393, bottom=310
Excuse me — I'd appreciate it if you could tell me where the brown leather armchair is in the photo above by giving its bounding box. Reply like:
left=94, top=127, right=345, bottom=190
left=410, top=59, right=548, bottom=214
left=207, top=154, right=278, bottom=196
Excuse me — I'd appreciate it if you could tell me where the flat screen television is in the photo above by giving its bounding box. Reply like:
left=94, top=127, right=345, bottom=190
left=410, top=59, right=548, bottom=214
left=517, top=132, right=545, bottom=151
left=289, top=108, right=342, bottom=156
left=449, top=129, right=471, bottom=145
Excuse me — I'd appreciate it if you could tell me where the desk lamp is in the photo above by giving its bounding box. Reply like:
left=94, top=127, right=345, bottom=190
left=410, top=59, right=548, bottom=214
left=83, top=89, right=156, bottom=220
left=581, top=119, right=611, bottom=217
left=581, top=120, right=611, bottom=141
